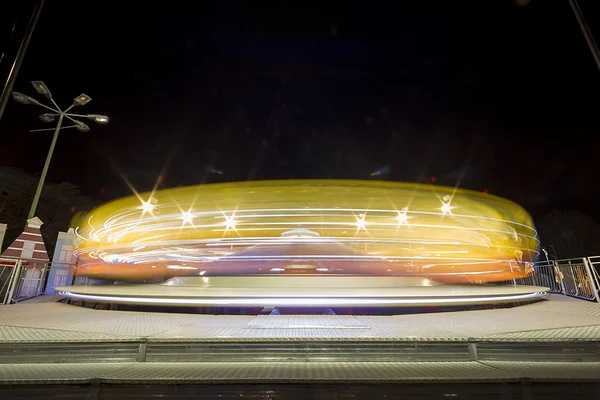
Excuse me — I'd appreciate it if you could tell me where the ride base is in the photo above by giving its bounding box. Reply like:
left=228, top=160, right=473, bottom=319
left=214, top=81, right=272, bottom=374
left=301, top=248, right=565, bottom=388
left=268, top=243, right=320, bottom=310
left=56, top=275, right=549, bottom=308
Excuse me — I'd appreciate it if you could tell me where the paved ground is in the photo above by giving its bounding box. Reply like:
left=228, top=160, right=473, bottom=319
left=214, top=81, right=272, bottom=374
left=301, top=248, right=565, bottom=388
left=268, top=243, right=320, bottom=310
left=0, top=294, right=599, bottom=341
left=1, top=295, right=600, bottom=384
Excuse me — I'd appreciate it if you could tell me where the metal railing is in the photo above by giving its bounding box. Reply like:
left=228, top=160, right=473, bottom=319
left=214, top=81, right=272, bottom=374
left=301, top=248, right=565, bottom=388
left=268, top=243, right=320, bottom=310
left=584, top=256, right=600, bottom=295
left=511, top=257, right=600, bottom=303
left=13, top=261, right=48, bottom=302
left=1, top=257, right=52, bottom=304
left=59, top=256, right=600, bottom=304
left=0, top=258, right=17, bottom=304
left=512, top=260, right=561, bottom=292
left=3, top=255, right=600, bottom=304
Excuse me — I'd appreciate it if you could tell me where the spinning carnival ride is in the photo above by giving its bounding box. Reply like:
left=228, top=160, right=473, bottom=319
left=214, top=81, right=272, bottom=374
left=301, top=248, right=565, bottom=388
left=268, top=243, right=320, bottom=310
left=58, top=180, right=548, bottom=308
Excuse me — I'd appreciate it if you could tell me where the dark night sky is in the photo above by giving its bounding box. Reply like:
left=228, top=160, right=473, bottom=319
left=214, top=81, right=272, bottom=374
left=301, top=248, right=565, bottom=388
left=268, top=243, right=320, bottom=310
left=1, top=0, right=600, bottom=221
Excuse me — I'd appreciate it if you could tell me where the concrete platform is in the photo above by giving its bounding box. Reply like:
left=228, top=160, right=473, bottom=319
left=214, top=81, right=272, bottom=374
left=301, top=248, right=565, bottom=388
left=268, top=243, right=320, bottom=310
left=1, top=294, right=600, bottom=385
left=2, top=294, right=600, bottom=342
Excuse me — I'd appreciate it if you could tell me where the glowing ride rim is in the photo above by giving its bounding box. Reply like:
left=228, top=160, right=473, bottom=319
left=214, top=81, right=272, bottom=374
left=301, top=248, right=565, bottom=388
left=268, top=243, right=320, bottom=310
left=58, top=290, right=548, bottom=307
left=73, top=179, right=540, bottom=285
left=57, top=275, right=549, bottom=307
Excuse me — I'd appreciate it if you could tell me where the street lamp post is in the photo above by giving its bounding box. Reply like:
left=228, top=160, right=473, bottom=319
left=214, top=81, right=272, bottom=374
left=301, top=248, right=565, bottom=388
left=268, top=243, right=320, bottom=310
left=568, top=0, right=600, bottom=74
left=12, top=81, right=109, bottom=219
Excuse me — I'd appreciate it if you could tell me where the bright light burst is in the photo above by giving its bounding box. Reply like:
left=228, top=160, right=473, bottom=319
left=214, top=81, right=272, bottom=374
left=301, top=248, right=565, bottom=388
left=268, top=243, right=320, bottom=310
left=396, top=208, right=410, bottom=225
left=440, top=202, right=453, bottom=215
left=140, top=200, right=155, bottom=214
left=355, top=214, right=367, bottom=231
left=224, top=215, right=237, bottom=229
left=440, top=195, right=454, bottom=216
left=181, top=211, right=194, bottom=224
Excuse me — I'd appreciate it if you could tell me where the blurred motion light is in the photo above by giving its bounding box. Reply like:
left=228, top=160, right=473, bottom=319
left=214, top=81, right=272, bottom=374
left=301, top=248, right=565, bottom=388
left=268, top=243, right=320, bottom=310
left=87, top=114, right=109, bottom=124
left=12, top=92, right=39, bottom=105
left=31, top=81, right=52, bottom=98
left=39, top=113, right=55, bottom=123
left=166, top=265, right=197, bottom=270
left=72, top=180, right=540, bottom=284
left=74, top=93, right=92, bottom=106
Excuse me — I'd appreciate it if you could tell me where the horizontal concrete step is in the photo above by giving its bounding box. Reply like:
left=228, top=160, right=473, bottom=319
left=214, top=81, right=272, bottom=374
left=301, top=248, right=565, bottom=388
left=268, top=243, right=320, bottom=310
left=1, top=361, right=600, bottom=386
left=0, top=339, right=599, bottom=364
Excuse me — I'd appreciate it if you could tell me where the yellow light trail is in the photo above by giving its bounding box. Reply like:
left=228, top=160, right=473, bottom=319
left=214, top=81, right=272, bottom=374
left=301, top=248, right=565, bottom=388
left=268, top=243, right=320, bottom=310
left=73, top=180, right=539, bottom=283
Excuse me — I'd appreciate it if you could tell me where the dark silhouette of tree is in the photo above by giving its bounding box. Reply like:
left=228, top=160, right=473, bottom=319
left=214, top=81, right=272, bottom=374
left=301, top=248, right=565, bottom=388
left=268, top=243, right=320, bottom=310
left=536, top=210, right=600, bottom=259
left=0, top=173, right=94, bottom=257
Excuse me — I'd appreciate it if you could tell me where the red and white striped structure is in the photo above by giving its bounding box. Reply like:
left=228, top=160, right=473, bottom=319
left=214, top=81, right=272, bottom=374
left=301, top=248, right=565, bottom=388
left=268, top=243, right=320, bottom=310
left=0, top=217, right=48, bottom=262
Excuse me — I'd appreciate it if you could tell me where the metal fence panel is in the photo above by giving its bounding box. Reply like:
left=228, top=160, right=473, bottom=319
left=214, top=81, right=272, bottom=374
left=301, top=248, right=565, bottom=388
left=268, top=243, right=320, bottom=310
left=585, top=256, right=600, bottom=294
left=10, top=261, right=48, bottom=303
left=554, top=258, right=599, bottom=302
left=0, top=258, right=76, bottom=304
left=514, top=260, right=562, bottom=293
left=0, top=258, right=20, bottom=305
left=511, top=257, right=600, bottom=303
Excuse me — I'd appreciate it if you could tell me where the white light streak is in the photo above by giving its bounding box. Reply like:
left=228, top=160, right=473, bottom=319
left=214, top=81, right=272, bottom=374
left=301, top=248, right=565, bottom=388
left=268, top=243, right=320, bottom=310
left=166, top=265, right=197, bottom=270
left=58, top=291, right=547, bottom=306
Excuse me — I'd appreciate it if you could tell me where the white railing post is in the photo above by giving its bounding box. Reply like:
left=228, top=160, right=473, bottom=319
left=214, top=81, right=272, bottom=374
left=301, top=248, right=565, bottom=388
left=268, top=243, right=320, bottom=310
left=583, top=257, right=600, bottom=303
left=4, top=259, right=23, bottom=305
left=588, top=257, right=600, bottom=284
left=1, top=264, right=16, bottom=305
left=38, top=263, right=49, bottom=295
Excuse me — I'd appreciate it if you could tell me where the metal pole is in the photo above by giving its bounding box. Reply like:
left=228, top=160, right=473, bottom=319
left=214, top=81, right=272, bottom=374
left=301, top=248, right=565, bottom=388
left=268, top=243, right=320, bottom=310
left=0, top=0, right=45, bottom=122
left=28, top=113, right=63, bottom=219
left=568, top=0, right=600, bottom=73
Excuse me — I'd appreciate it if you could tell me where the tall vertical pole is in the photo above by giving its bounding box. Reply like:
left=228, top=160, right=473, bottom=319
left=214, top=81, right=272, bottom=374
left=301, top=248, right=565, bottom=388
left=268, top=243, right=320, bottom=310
left=0, top=0, right=45, bottom=122
left=28, top=113, right=63, bottom=219
left=568, top=0, right=600, bottom=73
